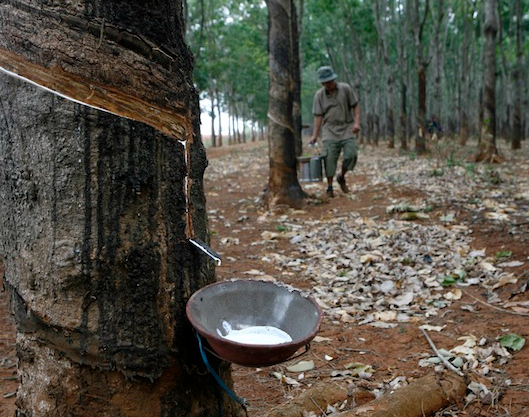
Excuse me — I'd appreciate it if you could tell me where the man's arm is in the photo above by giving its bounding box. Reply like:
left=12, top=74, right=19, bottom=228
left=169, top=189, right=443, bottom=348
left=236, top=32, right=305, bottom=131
left=310, top=115, right=323, bottom=144
left=352, top=104, right=361, bottom=135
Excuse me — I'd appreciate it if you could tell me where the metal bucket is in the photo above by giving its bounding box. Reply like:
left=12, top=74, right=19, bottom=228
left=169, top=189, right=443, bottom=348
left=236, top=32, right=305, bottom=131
left=298, top=155, right=324, bottom=182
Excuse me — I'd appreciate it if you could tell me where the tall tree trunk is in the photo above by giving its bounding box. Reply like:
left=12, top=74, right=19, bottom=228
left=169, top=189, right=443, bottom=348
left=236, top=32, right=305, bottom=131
left=215, top=87, right=224, bottom=147
left=233, top=103, right=242, bottom=143
left=417, top=64, right=428, bottom=151
left=291, top=0, right=303, bottom=157
left=386, top=76, right=396, bottom=148
left=228, top=100, right=233, bottom=144
left=209, top=89, right=217, bottom=147
left=497, top=3, right=512, bottom=141
left=265, top=0, right=305, bottom=208
left=459, top=4, right=471, bottom=146
left=373, top=79, right=381, bottom=146
left=512, top=0, right=522, bottom=150
left=431, top=0, right=447, bottom=139
left=242, top=106, right=247, bottom=143
left=374, top=0, right=395, bottom=148
left=0, top=2, right=244, bottom=416
left=479, top=0, right=500, bottom=161
left=400, top=80, right=408, bottom=150
left=397, top=2, right=408, bottom=151
left=410, top=0, right=431, bottom=154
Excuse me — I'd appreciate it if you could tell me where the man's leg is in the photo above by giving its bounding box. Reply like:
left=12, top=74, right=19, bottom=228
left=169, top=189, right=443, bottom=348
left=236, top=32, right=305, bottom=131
left=337, top=167, right=349, bottom=193
left=336, top=138, right=358, bottom=193
left=323, top=140, right=340, bottom=197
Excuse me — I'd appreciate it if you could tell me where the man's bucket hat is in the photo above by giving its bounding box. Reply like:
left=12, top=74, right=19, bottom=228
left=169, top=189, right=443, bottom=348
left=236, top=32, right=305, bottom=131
left=317, top=66, right=337, bottom=83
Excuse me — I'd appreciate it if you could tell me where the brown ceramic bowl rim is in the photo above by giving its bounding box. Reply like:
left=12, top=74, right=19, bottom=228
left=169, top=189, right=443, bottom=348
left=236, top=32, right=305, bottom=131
left=186, top=279, right=323, bottom=351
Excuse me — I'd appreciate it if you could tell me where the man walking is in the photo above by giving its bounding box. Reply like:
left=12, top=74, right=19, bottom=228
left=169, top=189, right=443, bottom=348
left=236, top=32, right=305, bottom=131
left=309, top=66, right=361, bottom=198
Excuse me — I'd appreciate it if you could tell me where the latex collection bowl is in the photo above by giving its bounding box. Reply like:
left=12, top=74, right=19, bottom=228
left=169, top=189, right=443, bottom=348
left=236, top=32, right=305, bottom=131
left=186, top=280, right=323, bottom=367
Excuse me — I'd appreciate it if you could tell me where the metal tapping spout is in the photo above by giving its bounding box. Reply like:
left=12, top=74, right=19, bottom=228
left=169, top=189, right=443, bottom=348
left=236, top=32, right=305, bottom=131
left=188, top=238, right=222, bottom=266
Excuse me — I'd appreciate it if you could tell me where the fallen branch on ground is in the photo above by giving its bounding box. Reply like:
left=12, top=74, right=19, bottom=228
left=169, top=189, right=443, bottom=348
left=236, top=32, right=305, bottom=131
left=463, top=291, right=529, bottom=317
left=338, top=373, right=467, bottom=417
left=420, top=328, right=465, bottom=377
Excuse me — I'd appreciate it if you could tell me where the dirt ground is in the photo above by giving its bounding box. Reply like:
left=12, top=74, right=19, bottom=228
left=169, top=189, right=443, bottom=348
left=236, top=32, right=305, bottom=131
left=1, top=139, right=529, bottom=416
left=205, top=141, right=529, bottom=417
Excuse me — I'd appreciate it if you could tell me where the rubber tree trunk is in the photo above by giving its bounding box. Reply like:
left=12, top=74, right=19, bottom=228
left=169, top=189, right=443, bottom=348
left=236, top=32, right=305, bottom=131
left=397, top=12, right=409, bottom=151
left=0, top=1, right=243, bottom=416
left=374, top=0, right=396, bottom=149
left=459, top=4, right=471, bottom=146
left=431, top=0, right=446, bottom=139
left=410, top=0, right=430, bottom=154
left=416, top=64, right=428, bottom=152
left=511, top=0, right=523, bottom=150
left=291, top=0, right=303, bottom=158
left=481, top=0, right=499, bottom=160
left=265, top=0, right=305, bottom=209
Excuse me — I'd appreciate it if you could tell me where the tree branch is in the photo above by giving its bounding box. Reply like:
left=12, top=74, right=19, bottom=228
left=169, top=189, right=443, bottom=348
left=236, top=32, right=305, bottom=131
left=420, top=328, right=465, bottom=377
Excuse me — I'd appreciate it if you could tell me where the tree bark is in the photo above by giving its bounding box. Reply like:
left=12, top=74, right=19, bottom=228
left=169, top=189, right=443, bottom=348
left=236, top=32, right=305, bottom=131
left=459, top=4, right=471, bottom=146
left=209, top=88, right=217, bottom=147
left=478, top=0, right=500, bottom=162
left=511, top=0, right=523, bottom=150
left=374, top=0, right=395, bottom=148
left=431, top=0, right=447, bottom=139
left=417, top=64, right=427, bottom=151
left=0, top=1, right=243, bottom=416
left=291, top=0, right=303, bottom=158
left=215, top=87, right=224, bottom=147
left=398, top=6, right=409, bottom=151
left=410, top=0, right=431, bottom=154
left=400, top=80, right=408, bottom=150
left=265, top=0, right=305, bottom=209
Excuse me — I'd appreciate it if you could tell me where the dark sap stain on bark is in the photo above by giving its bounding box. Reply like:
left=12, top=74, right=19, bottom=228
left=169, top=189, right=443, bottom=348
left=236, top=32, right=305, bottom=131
left=87, top=115, right=173, bottom=376
left=16, top=109, right=193, bottom=378
left=99, top=244, right=168, bottom=374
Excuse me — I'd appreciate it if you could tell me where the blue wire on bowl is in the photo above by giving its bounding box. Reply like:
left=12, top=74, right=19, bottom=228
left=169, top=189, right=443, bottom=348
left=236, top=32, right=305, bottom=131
left=196, top=332, right=248, bottom=412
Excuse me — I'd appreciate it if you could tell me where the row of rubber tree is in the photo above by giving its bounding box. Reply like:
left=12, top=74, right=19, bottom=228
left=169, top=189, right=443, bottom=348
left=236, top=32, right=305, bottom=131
left=187, top=0, right=528, bottom=156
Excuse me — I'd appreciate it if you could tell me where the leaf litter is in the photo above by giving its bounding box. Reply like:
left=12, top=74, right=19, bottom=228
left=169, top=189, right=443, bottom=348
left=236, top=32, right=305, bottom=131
left=205, top=143, right=529, bottom=416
